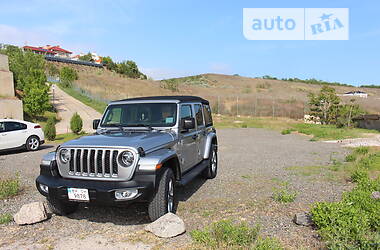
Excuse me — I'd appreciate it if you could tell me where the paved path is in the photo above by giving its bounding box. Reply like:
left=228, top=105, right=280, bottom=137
left=51, top=84, right=102, bottom=134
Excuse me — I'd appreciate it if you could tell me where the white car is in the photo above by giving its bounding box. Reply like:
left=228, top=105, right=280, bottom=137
left=0, top=119, right=45, bottom=152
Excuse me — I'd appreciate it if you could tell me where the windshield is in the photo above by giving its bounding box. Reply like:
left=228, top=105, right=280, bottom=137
left=100, top=103, right=177, bottom=128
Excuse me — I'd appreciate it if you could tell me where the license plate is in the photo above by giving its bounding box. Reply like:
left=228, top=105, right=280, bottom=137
left=67, top=188, right=89, bottom=201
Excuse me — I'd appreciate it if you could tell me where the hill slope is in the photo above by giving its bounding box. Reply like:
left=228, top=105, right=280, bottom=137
left=72, top=69, right=380, bottom=116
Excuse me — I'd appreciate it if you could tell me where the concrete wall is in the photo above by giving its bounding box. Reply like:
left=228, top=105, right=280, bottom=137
left=0, top=54, right=23, bottom=119
left=0, top=99, right=23, bottom=120
left=0, top=71, right=15, bottom=97
left=0, top=54, right=10, bottom=71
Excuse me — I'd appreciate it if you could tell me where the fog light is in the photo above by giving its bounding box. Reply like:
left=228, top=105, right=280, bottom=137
left=39, top=184, right=49, bottom=193
left=115, top=189, right=138, bottom=200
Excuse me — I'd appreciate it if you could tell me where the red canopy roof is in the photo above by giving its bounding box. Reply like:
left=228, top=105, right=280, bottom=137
left=23, top=46, right=56, bottom=54
left=49, top=46, right=72, bottom=54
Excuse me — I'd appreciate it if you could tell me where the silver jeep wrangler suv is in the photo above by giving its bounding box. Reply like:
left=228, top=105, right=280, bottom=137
left=36, top=96, right=218, bottom=221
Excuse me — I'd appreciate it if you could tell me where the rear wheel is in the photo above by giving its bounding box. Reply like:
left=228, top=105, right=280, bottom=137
left=26, top=136, right=40, bottom=151
left=148, top=168, right=176, bottom=221
left=47, top=198, right=79, bottom=216
left=202, top=144, right=217, bottom=179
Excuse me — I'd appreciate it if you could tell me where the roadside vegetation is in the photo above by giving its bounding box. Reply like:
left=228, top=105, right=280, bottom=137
left=292, top=147, right=380, bottom=249
left=190, top=220, right=283, bottom=249
left=0, top=175, right=21, bottom=200
left=57, top=83, right=107, bottom=113
left=0, top=213, right=13, bottom=225
left=0, top=45, right=50, bottom=118
left=272, top=181, right=297, bottom=203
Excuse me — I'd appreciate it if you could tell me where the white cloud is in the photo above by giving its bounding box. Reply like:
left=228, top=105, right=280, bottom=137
left=0, top=24, right=56, bottom=46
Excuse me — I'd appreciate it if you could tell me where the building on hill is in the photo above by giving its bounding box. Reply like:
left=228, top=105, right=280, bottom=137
left=342, top=91, right=368, bottom=98
left=44, top=45, right=72, bottom=58
left=23, top=45, right=57, bottom=56
left=23, top=45, right=72, bottom=58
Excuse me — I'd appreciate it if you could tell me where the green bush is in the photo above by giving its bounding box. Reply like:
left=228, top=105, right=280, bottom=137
left=190, top=220, right=260, bottom=248
left=241, top=124, right=248, bottom=128
left=70, top=112, right=83, bottom=134
left=254, top=237, right=283, bottom=250
left=60, top=67, right=78, bottom=87
left=0, top=213, right=12, bottom=224
left=311, top=176, right=380, bottom=249
left=0, top=176, right=20, bottom=200
left=351, top=169, right=369, bottom=183
left=345, top=154, right=356, bottom=162
left=272, top=182, right=297, bottom=203
left=281, top=128, right=294, bottom=135
left=44, top=117, right=56, bottom=141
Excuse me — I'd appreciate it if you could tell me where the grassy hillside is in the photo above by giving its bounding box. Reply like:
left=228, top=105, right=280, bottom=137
left=70, top=69, right=380, bottom=116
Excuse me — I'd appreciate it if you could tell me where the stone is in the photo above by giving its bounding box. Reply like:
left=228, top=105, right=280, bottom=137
left=372, top=191, right=380, bottom=200
left=13, top=202, right=48, bottom=225
left=293, top=212, right=313, bottom=226
left=145, top=213, right=186, bottom=238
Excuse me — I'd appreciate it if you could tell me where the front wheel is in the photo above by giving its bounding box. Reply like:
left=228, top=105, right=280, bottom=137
left=148, top=168, right=176, bottom=221
left=26, top=136, right=40, bottom=151
left=202, top=144, right=217, bottom=179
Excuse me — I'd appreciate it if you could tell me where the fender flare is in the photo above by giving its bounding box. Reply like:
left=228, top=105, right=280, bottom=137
left=203, top=132, right=217, bottom=159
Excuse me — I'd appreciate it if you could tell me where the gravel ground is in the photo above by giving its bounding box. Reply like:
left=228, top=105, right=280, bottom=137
left=0, top=128, right=350, bottom=249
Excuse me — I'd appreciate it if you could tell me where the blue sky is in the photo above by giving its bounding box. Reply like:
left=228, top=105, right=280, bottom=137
left=0, top=0, right=379, bottom=85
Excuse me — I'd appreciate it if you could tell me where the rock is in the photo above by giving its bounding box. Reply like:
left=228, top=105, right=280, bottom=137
left=14, top=202, right=48, bottom=225
left=293, top=212, right=312, bottom=226
left=145, top=213, right=185, bottom=238
left=372, top=191, right=380, bottom=200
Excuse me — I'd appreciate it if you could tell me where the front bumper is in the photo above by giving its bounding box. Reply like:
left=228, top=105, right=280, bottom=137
left=36, top=173, right=156, bottom=205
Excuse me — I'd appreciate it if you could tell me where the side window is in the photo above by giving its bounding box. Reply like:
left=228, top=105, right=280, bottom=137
left=0, top=122, right=5, bottom=133
left=180, top=105, right=192, bottom=119
left=203, top=104, right=213, bottom=126
left=194, top=104, right=204, bottom=126
left=5, top=122, right=27, bottom=132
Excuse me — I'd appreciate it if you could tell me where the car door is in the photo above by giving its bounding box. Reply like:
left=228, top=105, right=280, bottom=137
left=194, top=104, right=207, bottom=163
left=178, top=104, right=198, bottom=172
left=0, top=122, right=9, bottom=150
left=2, top=122, right=28, bottom=149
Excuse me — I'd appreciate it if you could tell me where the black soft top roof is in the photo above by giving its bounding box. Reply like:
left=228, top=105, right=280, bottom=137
left=112, top=96, right=209, bottom=104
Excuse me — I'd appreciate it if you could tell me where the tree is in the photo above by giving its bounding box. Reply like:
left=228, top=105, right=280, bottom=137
left=78, top=52, right=93, bottom=62
left=308, top=86, right=341, bottom=125
left=44, top=117, right=56, bottom=141
left=23, top=83, right=50, bottom=117
left=101, top=56, right=117, bottom=71
left=60, top=67, right=78, bottom=87
left=70, top=112, right=83, bottom=134
left=46, top=63, right=59, bottom=77
left=336, top=99, right=365, bottom=128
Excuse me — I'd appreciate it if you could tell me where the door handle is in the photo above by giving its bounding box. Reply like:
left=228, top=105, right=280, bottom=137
left=192, top=134, right=197, bottom=140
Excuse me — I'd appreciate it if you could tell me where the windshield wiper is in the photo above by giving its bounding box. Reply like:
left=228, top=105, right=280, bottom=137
left=125, top=124, right=153, bottom=130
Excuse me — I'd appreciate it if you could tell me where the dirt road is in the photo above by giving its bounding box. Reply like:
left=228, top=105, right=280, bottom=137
left=0, top=128, right=350, bottom=249
left=51, top=84, right=102, bottom=134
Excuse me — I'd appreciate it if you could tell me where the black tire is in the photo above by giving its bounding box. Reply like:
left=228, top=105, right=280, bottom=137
left=148, top=168, right=176, bottom=221
left=26, top=136, right=40, bottom=151
left=202, top=144, right=217, bottom=179
left=47, top=197, right=79, bottom=216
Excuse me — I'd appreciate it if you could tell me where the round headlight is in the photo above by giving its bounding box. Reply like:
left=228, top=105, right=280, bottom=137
left=120, top=151, right=134, bottom=167
left=60, top=149, right=71, bottom=163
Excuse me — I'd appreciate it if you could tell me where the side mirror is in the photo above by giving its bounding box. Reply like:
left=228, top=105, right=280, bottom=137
left=93, top=119, right=100, bottom=130
left=181, top=118, right=195, bottom=132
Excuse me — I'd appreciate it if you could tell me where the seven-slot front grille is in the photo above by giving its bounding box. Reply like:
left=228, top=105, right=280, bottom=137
left=68, top=148, right=119, bottom=178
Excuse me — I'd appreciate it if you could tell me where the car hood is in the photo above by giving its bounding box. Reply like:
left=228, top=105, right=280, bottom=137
left=61, top=131, right=176, bottom=152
